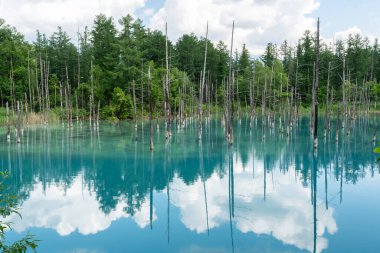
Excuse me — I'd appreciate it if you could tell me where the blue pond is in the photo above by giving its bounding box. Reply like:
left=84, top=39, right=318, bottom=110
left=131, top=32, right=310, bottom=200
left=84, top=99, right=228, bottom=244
left=1, top=116, right=379, bottom=253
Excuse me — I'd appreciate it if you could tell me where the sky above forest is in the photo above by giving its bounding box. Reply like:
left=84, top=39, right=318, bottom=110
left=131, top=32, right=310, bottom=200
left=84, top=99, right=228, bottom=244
left=0, top=0, right=378, bottom=55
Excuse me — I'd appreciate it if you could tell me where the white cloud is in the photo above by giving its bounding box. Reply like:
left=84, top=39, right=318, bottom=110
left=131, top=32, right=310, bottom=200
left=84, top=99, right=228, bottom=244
left=170, top=154, right=337, bottom=253
left=334, top=26, right=363, bottom=41
left=0, top=0, right=147, bottom=41
left=148, top=0, right=320, bottom=56
left=5, top=152, right=336, bottom=252
left=143, top=8, right=155, bottom=17
left=5, top=174, right=156, bottom=236
left=333, top=26, right=376, bottom=44
left=320, top=26, right=378, bottom=52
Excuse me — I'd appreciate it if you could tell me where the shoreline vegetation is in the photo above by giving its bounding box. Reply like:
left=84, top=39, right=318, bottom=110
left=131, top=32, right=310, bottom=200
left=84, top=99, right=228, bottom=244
left=0, top=14, right=379, bottom=147
left=0, top=104, right=379, bottom=126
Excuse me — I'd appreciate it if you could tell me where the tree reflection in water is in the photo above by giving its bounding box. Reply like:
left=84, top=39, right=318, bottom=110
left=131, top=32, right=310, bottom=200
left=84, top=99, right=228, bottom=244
left=1, top=116, right=379, bottom=252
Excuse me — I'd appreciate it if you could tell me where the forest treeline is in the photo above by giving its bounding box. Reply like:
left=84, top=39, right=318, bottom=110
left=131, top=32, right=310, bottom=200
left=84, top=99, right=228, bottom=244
left=0, top=14, right=379, bottom=121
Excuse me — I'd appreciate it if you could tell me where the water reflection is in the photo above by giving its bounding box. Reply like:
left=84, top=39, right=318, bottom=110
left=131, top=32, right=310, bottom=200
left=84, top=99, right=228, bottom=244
left=0, top=116, right=379, bottom=253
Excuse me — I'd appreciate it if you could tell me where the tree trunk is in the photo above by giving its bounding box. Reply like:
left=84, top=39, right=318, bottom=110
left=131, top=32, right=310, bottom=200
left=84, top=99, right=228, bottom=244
left=313, top=18, right=320, bottom=149
left=148, top=67, right=154, bottom=151
left=6, top=102, right=10, bottom=142
left=25, top=93, right=29, bottom=127
left=324, top=62, right=331, bottom=137
left=165, top=23, right=171, bottom=140
left=228, top=21, right=235, bottom=145
left=16, top=101, right=21, bottom=143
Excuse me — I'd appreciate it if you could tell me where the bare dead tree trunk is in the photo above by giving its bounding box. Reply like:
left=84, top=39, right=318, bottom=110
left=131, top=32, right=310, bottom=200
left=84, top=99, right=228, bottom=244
left=313, top=18, right=320, bottom=149
left=228, top=21, right=235, bottom=145
left=39, top=54, right=45, bottom=124
left=97, top=100, right=100, bottom=127
left=208, top=79, right=212, bottom=119
left=148, top=67, right=154, bottom=151
left=45, top=59, right=50, bottom=124
left=132, top=80, right=138, bottom=141
left=77, top=29, right=81, bottom=90
left=342, top=57, right=346, bottom=128
left=165, top=23, right=171, bottom=140
left=324, top=62, right=331, bottom=137
left=335, top=105, right=340, bottom=143
left=269, top=63, right=274, bottom=127
left=66, top=66, right=73, bottom=127
left=31, top=69, right=35, bottom=113
left=16, top=101, right=21, bottom=143
left=236, top=72, right=241, bottom=122
left=36, top=58, right=41, bottom=117
left=10, top=58, right=15, bottom=112
left=76, top=93, right=79, bottom=123
left=229, top=71, right=235, bottom=145
left=286, top=79, right=290, bottom=137
left=328, top=88, right=333, bottom=131
left=262, top=68, right=267, bottom=139
left=132, top=80, right=137, bottom=130
left=21, top=100, right=24, bottom=131
left=249, top=79, right=253, bottom=121
left=310, top=62, right=316, bottom=134
left=89, top=95, right=92, bottom=126
left=294, top=59, right=299, bottom=123
left=199, top=22, right=209, bottom=140
left=59, top=81, right=63, bottom=124
left=279, top=73, right=283, bottom=133
left=272, top=70, right=277, bottom=129
left=25, top=93, right=29, bottom=127
left=141, top=65, right=144, bottom=130
left=54, top=84, right=57, bottom=109
left=27, top=51, right=32, bottom=113
left=353, top=78, right=358, bottom=119
left=90, top=60, right=94, bottom=126
left=6, top=102, right=10, bottom=142
left=65, top=86, right=69, bottom=127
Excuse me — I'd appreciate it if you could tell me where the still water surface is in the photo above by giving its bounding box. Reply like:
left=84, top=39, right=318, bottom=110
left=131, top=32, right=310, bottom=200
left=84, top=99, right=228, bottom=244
left=1, top=116, right=379, bottom=253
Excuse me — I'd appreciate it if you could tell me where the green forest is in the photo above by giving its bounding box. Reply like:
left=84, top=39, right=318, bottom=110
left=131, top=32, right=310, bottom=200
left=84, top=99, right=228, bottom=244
left=0, top=14, right=379, bottom=122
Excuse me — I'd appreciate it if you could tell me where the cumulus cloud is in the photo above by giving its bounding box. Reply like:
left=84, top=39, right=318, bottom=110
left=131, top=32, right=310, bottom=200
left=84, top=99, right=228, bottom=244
left=0, top=0, right=147, bottom=41
left=148, top=0, right=320, bottom=56
left=5, top=174, right=156, bottom=236
left=334, top=26, right=362, bottom=41
left=333, top=26, right=376, bottom=44
left=170, top=155, right=337, bottom=253
left=5, top=153, right=336, bottom=252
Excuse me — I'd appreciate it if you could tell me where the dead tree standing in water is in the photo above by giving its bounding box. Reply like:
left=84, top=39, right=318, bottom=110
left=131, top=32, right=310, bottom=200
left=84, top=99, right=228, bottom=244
left=90, top=60, right=95, bottom=126
left=199, top=22, right=209, bottom=140
left=16, top=101, right=21, bottom=143
left=313, top=18, right=320, bottom=149
left=262, top=68, right=267, bottom=139
left=132, top=80, right=138, bottom=141
left=228, top=21, right=235, bottom=145
left=25, top=93, right=29, bottom=127
left=148, top=67, right=154, bottom=151
left=324, top=62, right=331, bottom=138
left=6, top=102, right=10, bottom=142
left=165, top=23, right=171, bottom=140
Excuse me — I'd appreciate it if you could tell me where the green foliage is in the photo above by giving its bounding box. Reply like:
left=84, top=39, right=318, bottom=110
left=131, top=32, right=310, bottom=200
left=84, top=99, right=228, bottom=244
left=1, top=14, right=380, bottom=120
left=0, top=172, right=38, bottom=252
left=102, top=87, right=133, bottom=120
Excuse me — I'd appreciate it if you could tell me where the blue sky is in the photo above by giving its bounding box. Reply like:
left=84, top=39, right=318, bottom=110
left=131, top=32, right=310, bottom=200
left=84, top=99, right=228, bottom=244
left=0, top=0, right=378, bottom=54
left=313, top=0, right=380, bottom=39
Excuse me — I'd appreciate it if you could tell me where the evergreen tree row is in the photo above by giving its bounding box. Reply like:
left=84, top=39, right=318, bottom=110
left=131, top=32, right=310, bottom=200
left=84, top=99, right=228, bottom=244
left=0, top=15, right=379, bottom=121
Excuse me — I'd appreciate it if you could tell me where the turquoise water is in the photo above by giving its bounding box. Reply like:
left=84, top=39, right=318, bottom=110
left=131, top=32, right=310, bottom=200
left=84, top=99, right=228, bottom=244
left=1, top=116, right=379, bottom=253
